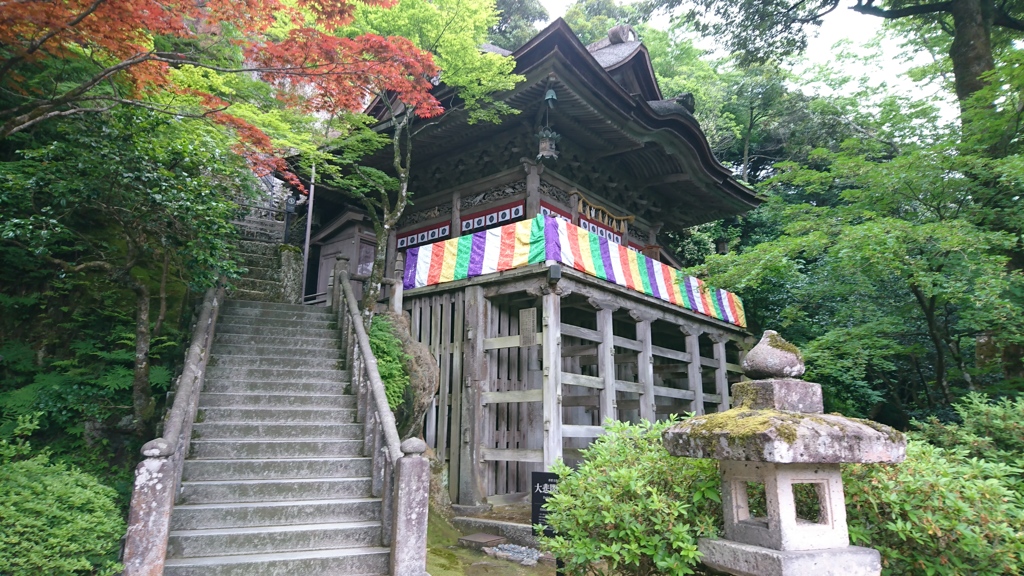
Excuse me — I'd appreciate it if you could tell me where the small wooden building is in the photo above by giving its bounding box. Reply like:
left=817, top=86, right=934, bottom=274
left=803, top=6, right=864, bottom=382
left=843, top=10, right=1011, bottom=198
left=321, top=19, right=762, bottom=506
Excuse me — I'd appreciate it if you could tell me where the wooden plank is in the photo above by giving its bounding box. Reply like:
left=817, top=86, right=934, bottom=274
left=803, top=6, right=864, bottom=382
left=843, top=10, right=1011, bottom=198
left=448, top=291, right=464, bottom=503
left=596, top=307, right=617, bottom=425
left=562, top=424, right=606, bottom=438
left=726, top=362, right=743, bottom=373
left=615, top=380, right=643, bottom=394
left=561, top=371, right=604, bottom=389
left=713, top=338, right=730, bottom=411
left=650, top=344, right=690, bottom=363
left=683, top=328, right=704, bottom=416
left=480, top=448, right=543, bottom=463
left=700, top=357, right=722, bottom=368
left=424, top=296, right=442, bottom=449
left=496, top=306, right=509, bottom=495
left=459, top=285, right=486, bottom=505
left=563, top=344, right=597, bottom=356
left=561, top=323, right=601, bottom=342
left=542, top=291, right=563, bottom=470
left=562, top=395, right=600, bottom=408
left=636, top=318, right=655, bottom=421
left=612, top=335, right=643, bottom=352
left=653, top=364, right=688, bottom=375
left=703, top=393, right=723, bottom=403
left=652, top=386, right=696, bottom=400
left=437, top=294, right=453, bottom=467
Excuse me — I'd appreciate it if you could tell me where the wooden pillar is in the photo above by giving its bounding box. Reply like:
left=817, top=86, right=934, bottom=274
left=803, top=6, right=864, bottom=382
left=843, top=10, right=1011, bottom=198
left=569, top=190, right=580, bottom=226
left=590, top=298, right=618, bottom=424
left=710, top=332, right=731, bottom=411
left=541, top=290, right=562, bottom=469
left=524, top=160, right=543, bottom=218
left=630, top=310, right=656, bottom=421
left=451, top=191, right=462, bottom=238
left=681, top=323, right=705, bottom=415
left=384, top=230, right=397, bottom=300
left=460, top=285, right=487, bottom=505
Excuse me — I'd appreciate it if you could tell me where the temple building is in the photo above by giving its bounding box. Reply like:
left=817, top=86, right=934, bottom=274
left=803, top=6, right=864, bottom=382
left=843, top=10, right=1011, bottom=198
left=309, top=19, right=762, bottom=506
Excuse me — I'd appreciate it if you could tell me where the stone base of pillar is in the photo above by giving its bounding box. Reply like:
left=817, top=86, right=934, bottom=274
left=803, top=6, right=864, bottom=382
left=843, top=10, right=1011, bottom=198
left=698, top=538, right=881, bottom=576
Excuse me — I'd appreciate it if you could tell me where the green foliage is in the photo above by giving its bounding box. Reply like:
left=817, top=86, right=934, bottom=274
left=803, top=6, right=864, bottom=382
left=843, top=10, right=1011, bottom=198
left=564, top=0, right=643, bottom=46
left=488, top=0, right=549, bottom=51
left=0, top=418, right=124, bottom=576
left=845, top=441, right=1024, bottom=575
left=368, top=315, right=411, bottom=410
left=538, top=418, right=721, bottom=575
left=348, top=0, right=523, bottom=123
left=913, top=392, right=1024, bottom=491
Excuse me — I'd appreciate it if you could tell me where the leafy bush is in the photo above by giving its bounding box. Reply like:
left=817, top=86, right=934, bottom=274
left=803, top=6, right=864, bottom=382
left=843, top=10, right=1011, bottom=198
left=845, top=442, right=1024, bottom=575
left=0, top=417, right=124, bottom=576
left=538, top=418, right=721, bottom=576
left=912, top=392, right=1024, bottom=492
left=368, top=315, right=410, bottom=410
left=539, top=416, right=1024, bottom=576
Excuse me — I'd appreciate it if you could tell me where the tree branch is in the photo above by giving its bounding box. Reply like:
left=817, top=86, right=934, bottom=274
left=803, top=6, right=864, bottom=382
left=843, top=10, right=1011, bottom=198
left=852, top=0, right=952, bottom=19
left=993, top=8, right=1024, bottom=31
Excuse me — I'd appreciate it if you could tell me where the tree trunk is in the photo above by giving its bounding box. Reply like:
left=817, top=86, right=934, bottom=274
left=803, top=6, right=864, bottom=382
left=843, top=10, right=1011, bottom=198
left=131, top=280, right=154, bottom=435
left=949, top=0, right=995, bottom=106
left=154, top=250, right=169, bottom=337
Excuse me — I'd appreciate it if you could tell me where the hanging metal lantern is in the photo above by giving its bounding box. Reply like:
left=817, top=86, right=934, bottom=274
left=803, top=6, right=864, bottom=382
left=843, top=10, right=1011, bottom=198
left=537, top=127, right=561, bottom=160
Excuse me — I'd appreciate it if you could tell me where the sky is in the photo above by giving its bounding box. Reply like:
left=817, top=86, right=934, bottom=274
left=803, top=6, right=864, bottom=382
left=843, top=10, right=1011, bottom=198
left=537, top=0, right=956, bottom=117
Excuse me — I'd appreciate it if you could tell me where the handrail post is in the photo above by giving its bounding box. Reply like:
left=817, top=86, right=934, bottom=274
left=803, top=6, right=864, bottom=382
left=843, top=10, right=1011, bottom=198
left=390, top=252, right=404, bottom=316
left=123, top=284, right=223, bottom=576
left=390, top=438, right=430, bottom=576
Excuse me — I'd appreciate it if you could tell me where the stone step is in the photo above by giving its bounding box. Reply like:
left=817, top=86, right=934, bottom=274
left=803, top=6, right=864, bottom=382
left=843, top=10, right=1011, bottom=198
left=202, top=380, right=348, bottom=395
left=223, top=300, right=321, bottom=313
left=162, top=546, right=389, bottom=576
left=205, top=366, right=346, bottom=382
left=167, top=521, right=382, bottom=559
left=198, top=393, right=355, bottom=409
left=238, top=254, right=280, bottom=270
left=236, top=265, right=281, bottom=282
left=235, top=240, right=285, bottom=257
left=178, top=477, right=372, bottom=504
left=193, top=422, right=363, bottom=440
left=182, top=458, right=373, bottom=482
left=170, top=498, right=381, bottom=530
left=190, top=439, right=363, bottom=459
left=218, top=308, right=335, bottom=323
left=212, top=333, right=339, bottom=349
left=217, top=316, right=335, bottom=330
left=209, top=355, right=340, bottom=371
left=197, top=407, right=356, bottom=423
left=232, top=277, right=285, bottom=294
left=213, top=324, right=337, bottom=340
left=225, top=288, right=280, bottom=303
left=211, top=344, right=342, bottom=360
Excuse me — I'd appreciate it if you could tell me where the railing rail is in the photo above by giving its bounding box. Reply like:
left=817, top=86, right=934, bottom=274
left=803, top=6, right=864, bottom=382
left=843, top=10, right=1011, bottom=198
left=331, top=254, right=429, bottom=576
left=122, top=284, right=225, bottom=576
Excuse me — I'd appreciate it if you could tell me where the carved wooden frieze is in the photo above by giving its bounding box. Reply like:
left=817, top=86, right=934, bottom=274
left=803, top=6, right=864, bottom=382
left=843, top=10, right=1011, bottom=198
left=398, top=202, right=452, bottom=228
left=539, top=180, right=572, bottom=205
left=460, top=180, right=526, bottom=210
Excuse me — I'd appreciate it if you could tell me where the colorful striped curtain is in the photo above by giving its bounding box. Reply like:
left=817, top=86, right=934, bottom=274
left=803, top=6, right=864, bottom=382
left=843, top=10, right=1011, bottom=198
left=402, top=215, right=746, bottom=328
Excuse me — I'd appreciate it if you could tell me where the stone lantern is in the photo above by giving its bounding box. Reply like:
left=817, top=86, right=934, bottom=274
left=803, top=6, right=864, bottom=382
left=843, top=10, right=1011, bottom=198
left=662, top=331, right=906, bottom=576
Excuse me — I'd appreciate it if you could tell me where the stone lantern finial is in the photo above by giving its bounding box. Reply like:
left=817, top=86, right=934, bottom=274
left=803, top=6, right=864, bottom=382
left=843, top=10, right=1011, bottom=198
left=662, top=330, right=906, bottom=576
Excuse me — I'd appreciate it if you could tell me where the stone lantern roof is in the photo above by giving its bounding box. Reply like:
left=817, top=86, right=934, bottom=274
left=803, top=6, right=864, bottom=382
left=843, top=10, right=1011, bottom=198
left=663, top=331, right=906, bottom=465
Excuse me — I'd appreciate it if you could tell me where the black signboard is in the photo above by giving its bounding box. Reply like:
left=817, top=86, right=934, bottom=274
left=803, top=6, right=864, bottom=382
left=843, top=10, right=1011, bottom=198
left=531, top=471, right=559, bottom=537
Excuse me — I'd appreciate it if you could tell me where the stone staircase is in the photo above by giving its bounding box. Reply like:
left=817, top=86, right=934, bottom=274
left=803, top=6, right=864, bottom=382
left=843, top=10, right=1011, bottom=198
left=162, top=300, right=388, bottom=575
left=228, top=240, right=295, bottom=303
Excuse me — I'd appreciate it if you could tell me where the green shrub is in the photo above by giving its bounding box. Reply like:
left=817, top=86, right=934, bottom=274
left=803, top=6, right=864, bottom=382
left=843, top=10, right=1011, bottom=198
left=0, top=455, right=125, bottom=575
left=913, top=392, right=1024, bottom=492
left=539, top=416, right=1024, bottom=576
left=538, top=418, right=721, bottom=576
left=368, top=315, right=410, bottom=410
left=845, top=441, right=1024, bottom=575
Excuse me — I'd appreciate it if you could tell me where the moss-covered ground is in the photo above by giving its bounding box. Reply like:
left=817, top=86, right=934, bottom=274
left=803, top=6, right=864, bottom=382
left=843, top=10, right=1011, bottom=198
left=427, top=509, right=556, bottom=576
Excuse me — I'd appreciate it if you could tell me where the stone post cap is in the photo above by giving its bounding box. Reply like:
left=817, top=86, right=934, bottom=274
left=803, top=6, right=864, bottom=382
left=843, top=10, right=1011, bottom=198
left=140, top=438, right=173, bottom=458
left=401, top=437, right=428, bottom=455
left=733, top=379, right=823, bottom=413
left=743, top=330, right=805, bottom=379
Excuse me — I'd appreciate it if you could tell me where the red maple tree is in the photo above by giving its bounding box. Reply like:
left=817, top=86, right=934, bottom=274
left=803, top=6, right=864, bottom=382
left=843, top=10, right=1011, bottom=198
left=0, top=0, right=443, bottom=183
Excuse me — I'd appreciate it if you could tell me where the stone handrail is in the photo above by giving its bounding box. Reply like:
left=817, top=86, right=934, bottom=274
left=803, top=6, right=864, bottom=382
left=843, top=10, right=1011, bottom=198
left=331, top=255, right=429, bottom=576
left=122, top=284, right=225, bottom=576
